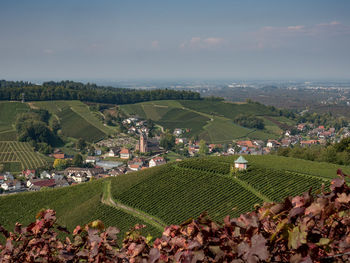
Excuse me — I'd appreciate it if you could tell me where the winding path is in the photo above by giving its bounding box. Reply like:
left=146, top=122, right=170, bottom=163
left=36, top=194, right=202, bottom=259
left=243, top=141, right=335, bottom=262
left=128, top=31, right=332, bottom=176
left=101, top=180, right=166, bottom=231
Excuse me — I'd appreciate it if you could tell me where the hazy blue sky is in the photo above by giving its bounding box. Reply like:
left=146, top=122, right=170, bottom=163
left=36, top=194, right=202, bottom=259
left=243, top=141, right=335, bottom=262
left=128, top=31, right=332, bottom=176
left=1, top=0, right=349, bottom=80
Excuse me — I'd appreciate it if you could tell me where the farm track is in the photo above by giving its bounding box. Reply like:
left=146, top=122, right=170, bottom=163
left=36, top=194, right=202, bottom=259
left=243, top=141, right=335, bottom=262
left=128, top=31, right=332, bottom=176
left=101, top=180, right=165, bottom=231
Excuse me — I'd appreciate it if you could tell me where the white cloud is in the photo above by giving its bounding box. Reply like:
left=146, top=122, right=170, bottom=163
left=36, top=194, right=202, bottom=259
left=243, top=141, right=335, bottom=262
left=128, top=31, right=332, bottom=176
left=180, top=37, right=225, bottom=49
left=287, top=25, right=305, bottom=31
left=318, top=21, right=341, bottom=26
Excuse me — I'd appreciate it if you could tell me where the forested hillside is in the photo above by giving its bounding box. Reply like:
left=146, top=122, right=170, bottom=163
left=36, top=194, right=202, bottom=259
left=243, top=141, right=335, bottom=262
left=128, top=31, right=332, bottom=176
left=0, top=80, right=200, bottom=104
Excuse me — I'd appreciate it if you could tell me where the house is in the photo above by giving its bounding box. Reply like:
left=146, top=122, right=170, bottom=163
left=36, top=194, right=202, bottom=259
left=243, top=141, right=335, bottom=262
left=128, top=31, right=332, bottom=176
left=3, top=172, right=14, bottom=181
left=22, top=169, right=36, bottom=179
left=109, top=167, right=126, bottom=176
left=1, top=180, right=22, bottom=191
left=236, top=140, right=256, bottom=149
left=52, top=153, right=65, bottom=159
left=175, top=138, right=187, bottom=145
left=173, top=128, right=183, bottom=136
left=40, top=171, right=51, bottom=179
left=297, top=124, right=306, bottom=131
left=120, top=148, right=130, bottom=159
left=300, top=140, right=319, bottom=147
left=64, top=167, right=104, bottom=180
left=281, top=138, right=292, bottom=147
left=27, top=179, right=56, bottom=191
left=95, top=148, right=102, bottom=156
left=128, top=164, right=142, bottom=171
left=108, top=148, right=120, bottom=157
left=85, top=156, right=100, bottom=164
left=149, top=157, right=166, bottom=167
left=0, top=175, right=4, bottom=184
left=234, top=156, right=248, bottom=171
left=71, top=173, right=88, bottom=183
left=188, top=145, right=200, bottom=156
left=227, top=147, right=235, bottom=155
left=51, top=173, right=64, bottom=181
left=266, top=139, right=281, bottom=148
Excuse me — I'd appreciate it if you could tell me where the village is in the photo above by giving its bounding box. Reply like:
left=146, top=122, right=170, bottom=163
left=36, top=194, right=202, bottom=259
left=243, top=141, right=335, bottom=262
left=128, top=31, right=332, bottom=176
left=1, top=115, right=350, bottom=195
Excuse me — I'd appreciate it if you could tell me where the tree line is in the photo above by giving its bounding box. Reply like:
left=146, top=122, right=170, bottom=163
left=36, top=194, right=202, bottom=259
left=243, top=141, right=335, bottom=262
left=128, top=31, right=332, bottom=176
left=275, top=137, right=350, bottom=165
left=0, top=80, right=201, bottom=104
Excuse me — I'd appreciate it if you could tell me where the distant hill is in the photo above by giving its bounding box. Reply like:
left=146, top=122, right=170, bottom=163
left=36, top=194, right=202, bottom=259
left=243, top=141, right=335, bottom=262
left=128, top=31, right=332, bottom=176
left=120, top=100, right=295, bottom=143
left=0, top=155, right=347, bottom=238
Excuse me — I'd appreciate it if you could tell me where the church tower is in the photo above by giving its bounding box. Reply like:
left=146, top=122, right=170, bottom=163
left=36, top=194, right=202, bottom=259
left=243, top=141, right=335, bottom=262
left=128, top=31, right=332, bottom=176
left=139, top=133, right=147, bottom=153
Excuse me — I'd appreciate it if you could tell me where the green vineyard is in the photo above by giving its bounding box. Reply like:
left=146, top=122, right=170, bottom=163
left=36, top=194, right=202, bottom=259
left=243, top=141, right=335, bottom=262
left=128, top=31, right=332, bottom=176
left=0, top=180, right=160, bottom=242
left=0, top=155, right=342, bottom=240
left=0, top=141, right=48, bottom=172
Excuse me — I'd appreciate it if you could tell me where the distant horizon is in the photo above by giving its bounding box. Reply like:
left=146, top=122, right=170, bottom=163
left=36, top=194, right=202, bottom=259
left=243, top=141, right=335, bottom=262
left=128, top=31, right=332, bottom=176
left=2, top=77, right=350, bottom=86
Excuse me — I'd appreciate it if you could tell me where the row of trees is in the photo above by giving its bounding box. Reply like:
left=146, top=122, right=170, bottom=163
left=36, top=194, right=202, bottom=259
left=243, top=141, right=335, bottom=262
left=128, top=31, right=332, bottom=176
left=275, top=138, right=350, bottom=165
left=0, top=80, right=201, bottom=104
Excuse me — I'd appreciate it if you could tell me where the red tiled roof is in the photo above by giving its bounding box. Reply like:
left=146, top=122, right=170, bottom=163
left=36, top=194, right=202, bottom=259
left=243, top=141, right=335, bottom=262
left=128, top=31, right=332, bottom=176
left=237, top=140, right=255, bottom=148
left=120, top=148, right=130, bottom=154
left=53, top=154, right=65, bottom=159
left=32, top=179, right=56, bottom=187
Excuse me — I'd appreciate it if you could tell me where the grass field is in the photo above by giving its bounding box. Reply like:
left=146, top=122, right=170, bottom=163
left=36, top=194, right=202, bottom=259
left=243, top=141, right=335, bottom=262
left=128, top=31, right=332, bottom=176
left=0, top=155, right=341, bottom=238
left=0, top=141, right=48, bottom=173
left=33, top=101, right=111, bottom=142
left=120, top=100, right=288, bottom=142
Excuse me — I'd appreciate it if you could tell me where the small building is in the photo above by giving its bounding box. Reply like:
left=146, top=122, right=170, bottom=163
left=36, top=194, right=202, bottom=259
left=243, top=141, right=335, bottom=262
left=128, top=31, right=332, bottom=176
left=85, top=156, right=100, bottom=164
left=149, top=156, right=166, bottom=167
left=27, top=179, right=56, bottom=191
left=234, top=156, right=248, bottom=171
left=108, top=148, right=120, bottom=157
left=120, top=148, right=130, bottom=159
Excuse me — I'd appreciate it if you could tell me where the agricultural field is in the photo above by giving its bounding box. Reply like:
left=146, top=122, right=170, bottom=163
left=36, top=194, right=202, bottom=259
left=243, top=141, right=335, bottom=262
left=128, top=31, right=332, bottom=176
left=0, top=155, right=341, bottom=238
left=120, top=100, right=287, bottom=142
left=0, top=180, right=160, bottom=242
left=0, top=141, right=48, bottom=173
left=33, top=100, right=113, bottom=142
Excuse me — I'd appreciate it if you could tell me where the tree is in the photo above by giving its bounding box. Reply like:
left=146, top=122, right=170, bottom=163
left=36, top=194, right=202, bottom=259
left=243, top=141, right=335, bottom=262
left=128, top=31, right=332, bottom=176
left=53, top=159, right=68, bottom=170
left=52, top=119, right=61, bottom=134
left=198, top=140, right=209, bottom=156
left=76, top=138, right=86, bottom=150
left=72, top=154, right=83, bottom=167
left=160, top=132, right=175, bottom=150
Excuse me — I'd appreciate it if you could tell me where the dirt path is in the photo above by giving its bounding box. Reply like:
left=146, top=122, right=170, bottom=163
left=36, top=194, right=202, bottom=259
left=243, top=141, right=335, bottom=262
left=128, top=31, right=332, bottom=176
left=101, top=181, right=166, bottom=231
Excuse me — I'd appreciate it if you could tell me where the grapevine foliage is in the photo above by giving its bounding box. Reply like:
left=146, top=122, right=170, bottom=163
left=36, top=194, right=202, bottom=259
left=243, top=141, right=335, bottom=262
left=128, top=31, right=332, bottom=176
left=1, top=170, right=350, bottom=262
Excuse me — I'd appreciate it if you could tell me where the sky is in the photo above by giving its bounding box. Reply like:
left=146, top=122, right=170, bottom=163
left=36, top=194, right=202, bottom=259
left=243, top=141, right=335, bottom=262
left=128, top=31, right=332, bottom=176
left=0, top=0, right=350, bottom=81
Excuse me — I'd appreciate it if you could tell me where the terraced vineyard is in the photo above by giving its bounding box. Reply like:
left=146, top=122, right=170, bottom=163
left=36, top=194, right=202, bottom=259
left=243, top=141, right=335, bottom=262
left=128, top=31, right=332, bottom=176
left=0, top=141, right=48, bottom=172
